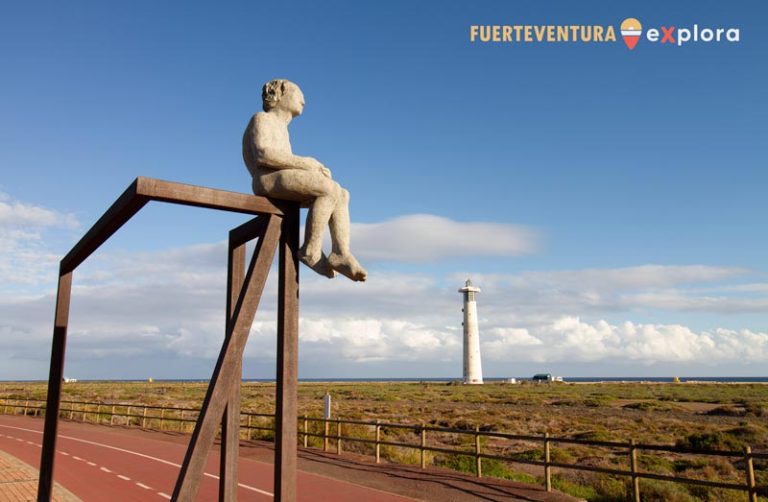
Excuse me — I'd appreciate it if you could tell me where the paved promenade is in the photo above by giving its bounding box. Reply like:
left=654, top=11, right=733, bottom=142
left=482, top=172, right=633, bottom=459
left=0, top=449, right=79, bottom=502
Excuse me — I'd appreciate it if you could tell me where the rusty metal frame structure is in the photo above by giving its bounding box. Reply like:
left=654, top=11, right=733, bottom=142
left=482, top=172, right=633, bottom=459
left=38, top=177, right=300, bottom=502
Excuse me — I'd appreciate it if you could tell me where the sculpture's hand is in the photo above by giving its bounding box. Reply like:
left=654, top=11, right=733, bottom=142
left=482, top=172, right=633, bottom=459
left=304, top=157, right=332, bottom=178
left=304, top=156, right=324, bottom=171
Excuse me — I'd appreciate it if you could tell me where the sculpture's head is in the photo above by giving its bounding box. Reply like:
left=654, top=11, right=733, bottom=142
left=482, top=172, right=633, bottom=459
left=262, top=79, right=305, bottom=117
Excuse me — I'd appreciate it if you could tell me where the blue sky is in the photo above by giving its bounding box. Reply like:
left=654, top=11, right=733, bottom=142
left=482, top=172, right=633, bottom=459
left=1, top=0, right=766, bottom=380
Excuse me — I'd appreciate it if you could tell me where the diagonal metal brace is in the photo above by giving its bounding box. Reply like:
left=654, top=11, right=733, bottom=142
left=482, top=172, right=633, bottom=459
left=172, top=213, right=282, bottom=501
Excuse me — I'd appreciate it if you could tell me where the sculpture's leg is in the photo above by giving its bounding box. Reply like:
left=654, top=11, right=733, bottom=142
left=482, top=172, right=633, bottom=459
left=328, top=188, right=351, bottom=256
left=219, top=234, right=247, bottom=501
left=327, top=189, right=367, bottom=281
left=38, top=271, right=73, bottom=502
left=301, top=193, right=335, bottom=259
left=173, top=215, right=280, bottom=502
left=275, top=204, right=300, bottom=502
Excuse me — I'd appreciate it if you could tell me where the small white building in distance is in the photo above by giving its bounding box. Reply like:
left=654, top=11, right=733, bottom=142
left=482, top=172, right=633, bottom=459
left=459, top=279, right=483, bottom=384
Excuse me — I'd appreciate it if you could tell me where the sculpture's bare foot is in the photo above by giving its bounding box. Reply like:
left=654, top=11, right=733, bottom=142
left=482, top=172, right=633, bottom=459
left=328, top=252, right=367, bottom=282
left=298, top=249, right=336, bottom=278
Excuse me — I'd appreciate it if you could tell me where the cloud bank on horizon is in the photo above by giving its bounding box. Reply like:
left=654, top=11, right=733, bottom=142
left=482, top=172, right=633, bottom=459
left=0, top=192, right=765, bottom=380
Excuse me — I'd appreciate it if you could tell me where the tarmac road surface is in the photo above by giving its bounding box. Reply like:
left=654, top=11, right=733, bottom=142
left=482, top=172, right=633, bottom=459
left=0, top=414, right=582, bottom=501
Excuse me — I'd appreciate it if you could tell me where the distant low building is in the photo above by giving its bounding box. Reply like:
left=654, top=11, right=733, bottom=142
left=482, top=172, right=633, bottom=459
left=532, top=374, right=564, bottom=383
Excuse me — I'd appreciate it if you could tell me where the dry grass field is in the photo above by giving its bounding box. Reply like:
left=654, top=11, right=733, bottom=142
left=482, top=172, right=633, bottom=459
left=2, top=380, right=766, bottom=501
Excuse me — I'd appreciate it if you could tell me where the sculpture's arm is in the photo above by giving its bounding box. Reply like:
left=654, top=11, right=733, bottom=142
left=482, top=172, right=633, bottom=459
left=250, top=114, right=324, bottom=172
left=255, top=147, right=323, bottom=172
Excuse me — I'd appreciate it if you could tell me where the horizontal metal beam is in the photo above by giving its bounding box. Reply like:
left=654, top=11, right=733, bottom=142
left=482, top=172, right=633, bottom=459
left=135, top=177, right=284, bottom=217
left=60, top=177, right=285, bottom=274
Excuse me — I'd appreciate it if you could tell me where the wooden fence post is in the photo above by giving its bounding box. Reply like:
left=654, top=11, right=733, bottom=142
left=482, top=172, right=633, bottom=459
left=110, top=405, right=116, bottom=425
left=96, top=404, right=101, bottom=424
left=302, top=416, right=308, bottom=448
left=629, top=439, right=640, bottom=502
left=247, top=414, right=252, bottom=440
left=324, top=419, right=329, bottom=452
left=24, top=400, right=29, bottom=416
left=160, top=407, right=166, bottom=430
left=81, top=404, right=86, bottom=422
left=544, top=433, right=551, bottom=491
left=69, top=403, right=75, bottom=420
left=475, top=426, right=482, bottom=478
left=142, top=407, right=147, bottom=428
left=420, top=425, right=427, bottom=469
left=745, top=445, right=757, bottom=502
left=375, top=420, right=381, bottom=464
left=126, top=406, right=132, bottom=426
left=336, top=420, right=342, bottom=454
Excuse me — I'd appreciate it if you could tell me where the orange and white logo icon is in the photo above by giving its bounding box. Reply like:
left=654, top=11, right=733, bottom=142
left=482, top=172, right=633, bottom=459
left=621, top=18, right=642, bottom=50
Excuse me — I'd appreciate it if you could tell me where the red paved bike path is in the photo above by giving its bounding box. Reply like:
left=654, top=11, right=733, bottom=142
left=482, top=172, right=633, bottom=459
left=0, top=415, right=414, bottom=501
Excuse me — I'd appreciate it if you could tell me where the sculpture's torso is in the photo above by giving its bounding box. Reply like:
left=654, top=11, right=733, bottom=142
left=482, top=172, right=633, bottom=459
left=242, top=112, right=293, bottom=196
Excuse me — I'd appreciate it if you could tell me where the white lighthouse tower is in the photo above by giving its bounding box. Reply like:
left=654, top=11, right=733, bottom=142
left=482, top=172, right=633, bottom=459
left=459, top=278, right=483, bottom=384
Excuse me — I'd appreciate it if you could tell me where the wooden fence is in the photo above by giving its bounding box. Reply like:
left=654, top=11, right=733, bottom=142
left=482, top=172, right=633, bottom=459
left=2, top=398, right=764, bottom=501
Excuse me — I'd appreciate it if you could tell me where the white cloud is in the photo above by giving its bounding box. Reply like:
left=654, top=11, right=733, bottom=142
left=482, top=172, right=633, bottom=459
left=508, top=265, right=748, bottom=291
left=455, top=265, right=766, bottom=315
left=351, top=214, right=537, bottom=262
left=0, top=193, right=79, bottom=229
left=0, top=210, right=766, bottom=378
left=482, top=317, right=768, bottom=365
left=0, top=193, right=80, bottom=290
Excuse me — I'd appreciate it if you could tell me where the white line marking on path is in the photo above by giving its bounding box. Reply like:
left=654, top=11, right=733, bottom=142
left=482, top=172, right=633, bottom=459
left=158, top=493, right=171, bottom=500
left=72, top=456, right=83, bottom=461
left=87, top=461, right=97, bottom=466
left=136, top=482, right=152, bottom=490
left=60, top=451, right=70, bottom=456
left=100, top=466, right=112, bottom=473
left=0, top=423, right=273, bottom=497
left=118, top=475, right=131, bottom=481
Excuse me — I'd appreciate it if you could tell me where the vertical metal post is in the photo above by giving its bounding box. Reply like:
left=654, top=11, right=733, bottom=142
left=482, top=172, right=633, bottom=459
left=475, top=426, right=482, bottom=478
left=221, top=237, right=245, bottom=502
left=745, top=446, right=757, bottom=502
left=375, top=420, right=381, bottom=464
left=544, top=433, right=551, bottom=491
left=274, top=204, right=299, bottom=502
left=38, top=271, right=73, bottom=502
left=629, top=439, right=640, bottom=502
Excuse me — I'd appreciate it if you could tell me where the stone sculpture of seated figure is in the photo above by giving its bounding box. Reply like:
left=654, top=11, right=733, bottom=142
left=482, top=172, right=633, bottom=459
left=242, top=79, right=367, bottom=282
